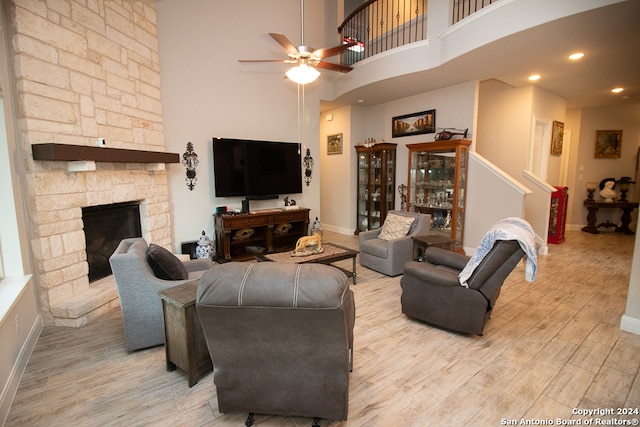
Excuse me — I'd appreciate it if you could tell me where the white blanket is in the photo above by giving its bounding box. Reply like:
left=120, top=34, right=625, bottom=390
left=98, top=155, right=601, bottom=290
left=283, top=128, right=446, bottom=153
left=459, top=217, right=537, bottom=288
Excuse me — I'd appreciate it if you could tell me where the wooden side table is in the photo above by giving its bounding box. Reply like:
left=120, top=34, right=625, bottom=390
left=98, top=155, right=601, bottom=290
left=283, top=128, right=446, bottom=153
left=158, top=280, right=212, bottom=387
left=411, top=235, right=455, bottom=261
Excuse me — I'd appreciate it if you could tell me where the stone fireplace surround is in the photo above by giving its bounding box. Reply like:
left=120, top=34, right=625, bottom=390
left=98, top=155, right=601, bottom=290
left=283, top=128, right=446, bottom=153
left=28, top=155, right=174, bottom=328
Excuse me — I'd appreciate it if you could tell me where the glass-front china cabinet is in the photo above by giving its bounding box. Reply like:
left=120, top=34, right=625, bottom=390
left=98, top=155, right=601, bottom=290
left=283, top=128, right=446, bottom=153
left=355, top=143, right=397, bottom=234
left=406, top=140, right=471, bottom=252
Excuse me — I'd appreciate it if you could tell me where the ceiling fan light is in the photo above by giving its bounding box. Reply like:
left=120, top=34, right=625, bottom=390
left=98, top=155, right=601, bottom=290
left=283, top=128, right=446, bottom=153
left=286, top=63, right=320, bottom=84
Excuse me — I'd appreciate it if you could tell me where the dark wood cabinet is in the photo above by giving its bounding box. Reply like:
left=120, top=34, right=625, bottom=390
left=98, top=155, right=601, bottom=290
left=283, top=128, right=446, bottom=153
left=406, top=140, right=471, bottom=253
left=214, top=208, right=310, bottom=262
left=355, top=143, right=397, bottom=234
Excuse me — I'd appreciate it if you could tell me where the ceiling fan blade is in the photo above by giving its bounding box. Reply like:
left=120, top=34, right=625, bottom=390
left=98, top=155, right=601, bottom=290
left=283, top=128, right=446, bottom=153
left=315, top=61, right=353, bottom=73
left=269, top=33, right=300, bottom=55
left=238, top=59, right=289, bottom=63
left=314, top=42, right=357, bottom=59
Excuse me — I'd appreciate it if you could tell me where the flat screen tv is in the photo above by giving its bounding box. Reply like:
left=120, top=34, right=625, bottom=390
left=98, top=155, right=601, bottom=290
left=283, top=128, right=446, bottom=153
left=212, top=137, right=303, bottom=199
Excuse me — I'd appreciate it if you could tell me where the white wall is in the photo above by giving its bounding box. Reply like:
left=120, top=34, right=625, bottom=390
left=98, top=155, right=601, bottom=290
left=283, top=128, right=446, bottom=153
left=464, top=152, right=530, bottom=253
left=157, top=0, right=324, bottom=251
left=0, top=5, right=41, bottom=420
left=622, top=230, right=640, bottom=334
left=565, top=105, right=640, bottom=229
left=320, top=105, right=356, bottom=234
left=477, top=82, right=534, bottom=179
left=321, top=81, right=477, bottom=234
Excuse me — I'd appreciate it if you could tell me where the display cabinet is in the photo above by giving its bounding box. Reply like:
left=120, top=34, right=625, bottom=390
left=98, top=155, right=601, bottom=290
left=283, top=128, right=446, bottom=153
left=355, top=143, right=397, bottom=233
left=548, top=186, right=568, bottom=244
left=406, top=140, right=471, bottom=253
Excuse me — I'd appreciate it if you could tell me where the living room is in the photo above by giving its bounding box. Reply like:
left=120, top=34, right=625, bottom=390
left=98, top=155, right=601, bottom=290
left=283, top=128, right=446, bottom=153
left=2, top=0, right=640, bottom=424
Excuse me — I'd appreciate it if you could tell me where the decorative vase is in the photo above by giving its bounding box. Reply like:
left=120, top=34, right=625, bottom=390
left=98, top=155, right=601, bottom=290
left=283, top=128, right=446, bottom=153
left=310, top=217, right=322, bottom=236
left=196, top=231, right=213, bottom=259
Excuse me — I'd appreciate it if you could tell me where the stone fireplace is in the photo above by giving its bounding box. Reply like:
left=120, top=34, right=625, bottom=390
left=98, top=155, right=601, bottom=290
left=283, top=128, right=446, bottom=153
left=5, top=1, right=171, bottom=327
left=27, top=161, right=174, bottom=327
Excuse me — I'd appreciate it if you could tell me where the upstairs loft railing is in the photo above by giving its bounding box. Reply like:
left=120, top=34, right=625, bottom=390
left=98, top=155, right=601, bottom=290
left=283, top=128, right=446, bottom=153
left=338, top=0, right=427, bottom=66
left=452, top=0, right=497, bottom=24
left=338, top=0, right=498, bottom=66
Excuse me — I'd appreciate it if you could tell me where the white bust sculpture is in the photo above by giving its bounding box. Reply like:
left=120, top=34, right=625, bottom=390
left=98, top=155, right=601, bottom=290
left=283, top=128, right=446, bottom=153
left=600, top=180, right=617, bottom=202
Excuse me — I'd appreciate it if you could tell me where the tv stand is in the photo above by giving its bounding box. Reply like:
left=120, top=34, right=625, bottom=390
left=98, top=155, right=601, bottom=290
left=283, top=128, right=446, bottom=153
left=214, top=208, right=310, bottom=262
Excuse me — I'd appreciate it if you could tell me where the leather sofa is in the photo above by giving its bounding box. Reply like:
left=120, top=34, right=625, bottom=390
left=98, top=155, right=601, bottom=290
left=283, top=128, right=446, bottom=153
left=196, top=262, right=355, bottom=423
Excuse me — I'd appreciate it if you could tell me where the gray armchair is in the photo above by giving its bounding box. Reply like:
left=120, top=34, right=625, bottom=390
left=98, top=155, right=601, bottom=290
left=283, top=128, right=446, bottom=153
left=400, top=240, right=525, bottom=335
left=359, top=210, right=431, bottom=276
left=109, top=237, right=214, bottom=351
left=197, top=262, right=355, bottom=424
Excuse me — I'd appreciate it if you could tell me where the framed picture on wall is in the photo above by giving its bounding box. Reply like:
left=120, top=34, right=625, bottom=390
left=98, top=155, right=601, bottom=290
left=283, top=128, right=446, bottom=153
left=551, top=121, right=564, bottom=154
left=392, top=109, right=436, bottom=138
left=594, top=130, right=622, bottom=158
left=327, top=133, right=343, bottom=155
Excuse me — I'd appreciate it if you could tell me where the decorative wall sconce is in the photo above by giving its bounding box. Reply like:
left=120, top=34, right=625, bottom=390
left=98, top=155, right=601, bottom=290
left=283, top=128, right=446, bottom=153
left=182, top=141, right=198, bottom=190
left=398, top=184, right=407, bottom=211
left=303, top=148, right=313, bottom=186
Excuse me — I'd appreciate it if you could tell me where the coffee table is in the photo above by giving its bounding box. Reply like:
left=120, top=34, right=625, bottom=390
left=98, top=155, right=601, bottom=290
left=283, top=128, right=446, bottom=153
left=256, top=243, right=359, bottom=284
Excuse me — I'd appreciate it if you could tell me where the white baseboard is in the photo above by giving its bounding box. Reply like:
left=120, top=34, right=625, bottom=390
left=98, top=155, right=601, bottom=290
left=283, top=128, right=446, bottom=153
left=620, top=315, right=640, bottom=336
left=0, top=314, right=42, bottom=425
left=322, top=224, right=355, bottom=236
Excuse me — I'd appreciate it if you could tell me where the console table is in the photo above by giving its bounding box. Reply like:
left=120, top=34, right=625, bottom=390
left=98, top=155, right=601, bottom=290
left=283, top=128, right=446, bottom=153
left=581, top=200, right=639, bottom=234
left=214, top=208, right=310, bottom=262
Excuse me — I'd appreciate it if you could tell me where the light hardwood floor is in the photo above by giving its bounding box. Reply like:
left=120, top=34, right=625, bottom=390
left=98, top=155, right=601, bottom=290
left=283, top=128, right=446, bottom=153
left=6, top=230, right=640, bottom=427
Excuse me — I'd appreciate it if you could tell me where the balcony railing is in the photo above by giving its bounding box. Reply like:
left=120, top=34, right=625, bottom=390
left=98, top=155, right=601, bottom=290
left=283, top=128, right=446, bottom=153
left=338, top=0, right=427, bottom=66
left=452, top=0, right=497, bottom=24
left=338, top=0, right=498, bottom=66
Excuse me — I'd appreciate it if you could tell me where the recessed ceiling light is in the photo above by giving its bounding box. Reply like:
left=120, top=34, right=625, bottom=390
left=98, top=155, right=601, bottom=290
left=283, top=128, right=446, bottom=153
left=611, top=87, right=624, bottom=93
left=568, top=52, right=584, bottom=60
left=528, top=74, right=541, bottom=81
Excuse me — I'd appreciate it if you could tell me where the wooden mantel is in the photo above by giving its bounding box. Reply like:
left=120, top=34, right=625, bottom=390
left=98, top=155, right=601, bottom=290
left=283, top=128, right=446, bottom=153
left=32, top=143, right=180, bottom=164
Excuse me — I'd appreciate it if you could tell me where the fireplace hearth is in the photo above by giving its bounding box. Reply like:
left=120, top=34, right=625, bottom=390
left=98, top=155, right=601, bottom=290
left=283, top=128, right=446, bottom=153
left=82, top=201, right=142, bottom=282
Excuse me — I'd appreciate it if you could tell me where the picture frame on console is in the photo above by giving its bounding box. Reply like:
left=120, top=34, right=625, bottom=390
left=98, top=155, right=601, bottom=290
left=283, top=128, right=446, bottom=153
left=392, top=109, right=436, bottom=138
left=594, top=130, right=622, bottom=159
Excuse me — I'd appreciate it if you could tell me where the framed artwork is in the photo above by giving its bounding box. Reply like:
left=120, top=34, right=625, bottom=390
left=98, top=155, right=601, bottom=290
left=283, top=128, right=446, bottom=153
left=595, top=130, right=622, bottom=158
left=392, top=109, right=436, bottom=138
left=551, top=121, right=564, bottom=154
left=327, top=133, right=343, bottom=155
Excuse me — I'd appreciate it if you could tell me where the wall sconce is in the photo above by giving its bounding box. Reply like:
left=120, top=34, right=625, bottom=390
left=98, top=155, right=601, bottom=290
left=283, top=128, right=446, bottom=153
left=303, top=148, right=313, bottom=186
left=398, top=184, right=407, bottom=211
left=182, top=141, right=198, bottom=190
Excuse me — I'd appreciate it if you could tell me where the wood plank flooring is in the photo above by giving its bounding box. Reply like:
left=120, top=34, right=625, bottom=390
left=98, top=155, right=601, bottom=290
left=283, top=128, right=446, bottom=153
left=6, top=230, right=640, bottom=426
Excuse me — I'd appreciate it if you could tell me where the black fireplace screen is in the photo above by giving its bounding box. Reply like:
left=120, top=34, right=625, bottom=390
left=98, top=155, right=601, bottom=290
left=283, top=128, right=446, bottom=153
left=82, top=201, right=142, bottom=282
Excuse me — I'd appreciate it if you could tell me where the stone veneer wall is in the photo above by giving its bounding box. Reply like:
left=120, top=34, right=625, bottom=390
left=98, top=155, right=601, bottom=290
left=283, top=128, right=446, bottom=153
left=6, top=1, right=172, bottom=326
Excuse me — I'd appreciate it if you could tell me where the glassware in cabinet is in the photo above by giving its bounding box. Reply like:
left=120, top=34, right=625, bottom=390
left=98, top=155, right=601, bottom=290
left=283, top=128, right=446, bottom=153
left=406, top=140, right=471, bottom=253
left=355, top=143, right=397, bottom=234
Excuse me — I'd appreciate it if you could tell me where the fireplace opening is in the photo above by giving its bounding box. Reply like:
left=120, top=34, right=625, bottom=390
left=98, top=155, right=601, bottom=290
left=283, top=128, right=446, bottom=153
left=82, top=201, right=142, bottom=282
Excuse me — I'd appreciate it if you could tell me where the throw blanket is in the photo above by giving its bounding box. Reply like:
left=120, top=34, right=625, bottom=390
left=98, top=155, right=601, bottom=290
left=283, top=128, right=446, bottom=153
left=459, top=217, right=538, bottom=288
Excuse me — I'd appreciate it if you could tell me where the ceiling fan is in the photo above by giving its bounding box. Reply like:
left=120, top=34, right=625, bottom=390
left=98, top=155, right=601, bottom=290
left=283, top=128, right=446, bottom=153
left=238, top=0, right=356, bottom=84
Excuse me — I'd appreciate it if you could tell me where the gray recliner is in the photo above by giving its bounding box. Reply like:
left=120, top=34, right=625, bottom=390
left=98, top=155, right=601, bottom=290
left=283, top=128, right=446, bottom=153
left=359, top=210, right=431, bottom=276
left=400, top=240, right=525, bottom=335
left=196, top=262, right=355, bottom=424
left=109, top=238, right=214, bottom=351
